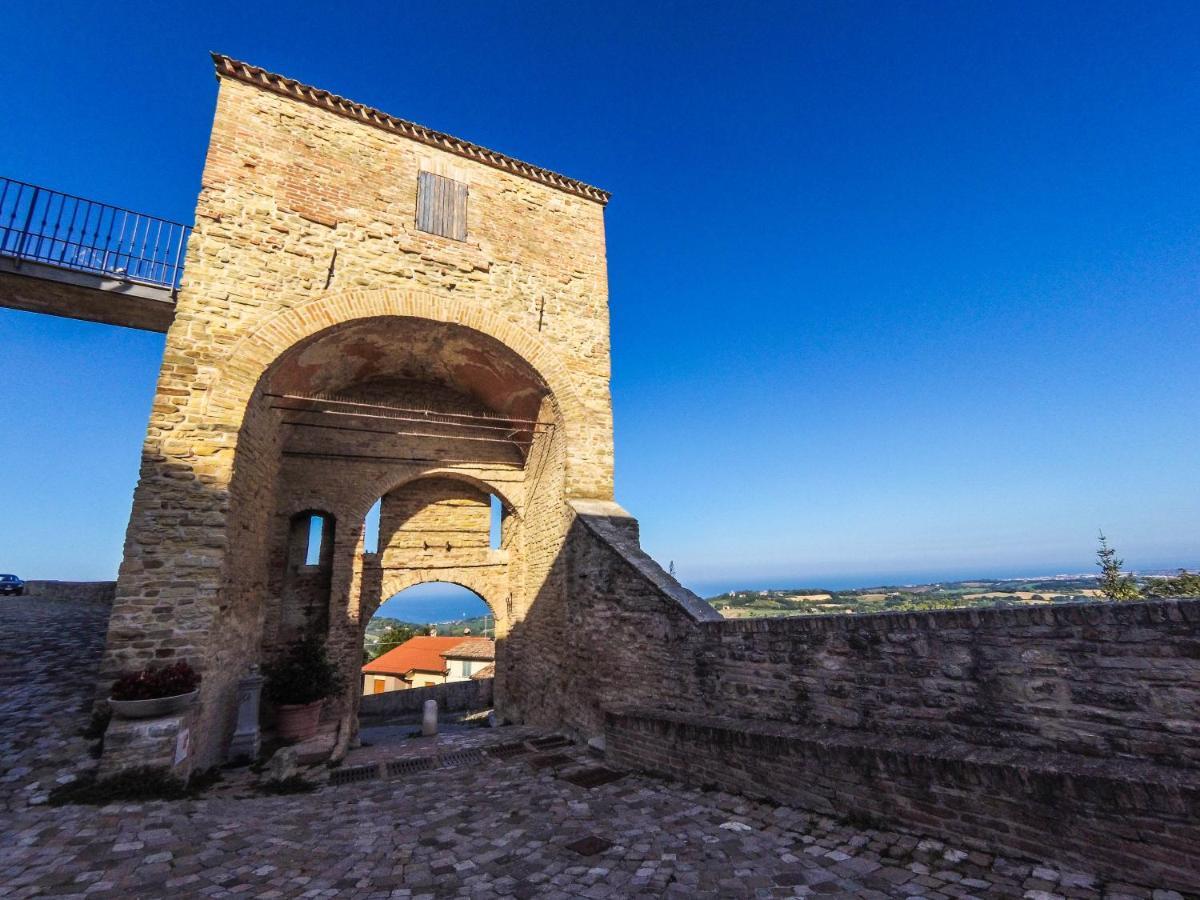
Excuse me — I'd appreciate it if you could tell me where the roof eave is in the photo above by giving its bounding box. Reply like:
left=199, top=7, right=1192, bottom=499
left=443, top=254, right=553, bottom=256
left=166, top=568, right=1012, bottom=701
left=211, top=53, right=611, bottom=206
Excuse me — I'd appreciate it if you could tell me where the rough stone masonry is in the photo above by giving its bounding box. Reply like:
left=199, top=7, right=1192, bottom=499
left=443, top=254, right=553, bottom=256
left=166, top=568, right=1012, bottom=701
left=92, top=55, right=1198, bottom=892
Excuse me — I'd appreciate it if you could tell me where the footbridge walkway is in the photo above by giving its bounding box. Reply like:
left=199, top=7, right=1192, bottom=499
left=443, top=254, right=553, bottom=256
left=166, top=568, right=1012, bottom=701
left=0, top=175, right=188, bottom=331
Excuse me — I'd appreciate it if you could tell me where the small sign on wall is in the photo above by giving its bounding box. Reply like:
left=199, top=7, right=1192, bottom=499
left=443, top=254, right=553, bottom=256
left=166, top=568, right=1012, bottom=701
left=174, top=727, right=190, bottom=766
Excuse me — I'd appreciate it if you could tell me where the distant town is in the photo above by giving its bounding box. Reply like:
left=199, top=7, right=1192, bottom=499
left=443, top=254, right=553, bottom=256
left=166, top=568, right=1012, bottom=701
left=707, top=570, right=1198, bottom=617
left=367, top=569, right=1199, bottom=638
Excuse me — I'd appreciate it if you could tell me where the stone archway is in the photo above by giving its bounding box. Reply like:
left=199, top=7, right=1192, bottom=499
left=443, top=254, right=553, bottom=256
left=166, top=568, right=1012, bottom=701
left=347, top=473, right=518, bottom=742
left=95, top=64, right=653, bottom=780
left=201, top=288, right=598, bottom=495
left=221, top=309, right=570, bottom=762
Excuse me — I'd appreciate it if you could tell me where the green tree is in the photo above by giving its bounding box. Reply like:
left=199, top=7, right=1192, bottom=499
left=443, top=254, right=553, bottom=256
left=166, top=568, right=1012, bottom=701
left=369, top=624, right=418, bottom=661
left=1096, top=531, right=1139, bottom=601
left=1142, top=569, right=1200, bottom=598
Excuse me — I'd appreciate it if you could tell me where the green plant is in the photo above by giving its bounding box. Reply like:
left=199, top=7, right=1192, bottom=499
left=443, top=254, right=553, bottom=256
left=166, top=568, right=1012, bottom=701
left=262, top=636, right=344, bottom=705
left=1142, top=569, right=1200, bottom=598
left=1096, top=531, right=1140, bottom=601
left=368, top=624, right=417, bottom=661
left=111, top=661, right=201, bottom=701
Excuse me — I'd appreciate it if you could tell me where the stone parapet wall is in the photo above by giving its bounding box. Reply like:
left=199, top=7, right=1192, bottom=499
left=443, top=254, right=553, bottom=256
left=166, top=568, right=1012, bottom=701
left=557, top=515, right=1200, bottom=890
left=592, top=596, right=1200, bottom=892
left=359, top=677, right=493, bottom=719
left=605, top=706, right=1200, bottom=892
left=692, top=599, right=1200, bottom=768
left=23, top=581, right=116, bottom=605
left=555, top=501, right=720, bottom=738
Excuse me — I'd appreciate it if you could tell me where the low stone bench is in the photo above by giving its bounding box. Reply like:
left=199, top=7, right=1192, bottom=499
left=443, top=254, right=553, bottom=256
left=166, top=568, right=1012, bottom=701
left=604, top=705, right=1200, bottom=892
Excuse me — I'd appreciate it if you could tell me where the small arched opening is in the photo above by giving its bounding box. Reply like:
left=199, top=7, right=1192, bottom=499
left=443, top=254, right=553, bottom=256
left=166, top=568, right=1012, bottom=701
left=271, top=509, right=337, bottom=647
left=362, top=493, right=506, bottom=554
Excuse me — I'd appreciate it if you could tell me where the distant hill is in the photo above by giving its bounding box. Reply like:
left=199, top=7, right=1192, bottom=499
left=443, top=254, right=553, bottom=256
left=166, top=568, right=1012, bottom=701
left=363, top=614, right=495, bottom=658
left=706, top=574, right=1138, bottom=617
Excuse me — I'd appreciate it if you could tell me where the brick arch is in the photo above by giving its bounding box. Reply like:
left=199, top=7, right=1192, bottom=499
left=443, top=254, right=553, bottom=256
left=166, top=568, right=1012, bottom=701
left=344, top=468, right=523, bottom=528
left=370, top=572, right=508, bottom=624
left=205, top=287, right=583, bottom=442
left=278, top=493, right=350, bottom=523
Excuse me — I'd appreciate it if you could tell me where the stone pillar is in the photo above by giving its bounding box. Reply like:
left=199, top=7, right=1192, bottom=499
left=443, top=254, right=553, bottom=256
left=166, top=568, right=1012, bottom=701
left=422, top=699, right=438, bottom=736
left=227, top=666, right=264, bottom=763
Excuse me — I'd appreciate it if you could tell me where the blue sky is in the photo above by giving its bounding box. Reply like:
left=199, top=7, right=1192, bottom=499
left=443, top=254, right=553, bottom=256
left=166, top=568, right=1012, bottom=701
left=1, top=1, right=1198, bottom=598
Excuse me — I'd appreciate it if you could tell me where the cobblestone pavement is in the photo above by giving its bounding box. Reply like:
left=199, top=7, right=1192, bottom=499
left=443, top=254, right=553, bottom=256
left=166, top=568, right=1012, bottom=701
left=0, top=598, right=1185, bottom=899
left=0, top=597, right=107, bottom=812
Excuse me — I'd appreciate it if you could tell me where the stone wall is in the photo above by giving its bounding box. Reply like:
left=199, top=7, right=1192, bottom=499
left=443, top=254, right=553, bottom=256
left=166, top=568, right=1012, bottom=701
left=555, top=501, right=721, bottom=737
left=526, top=503, right=1200, bottom=890
left=606, top=707, right=1200, bottom=892
left=692, top=600, right=1200, bottom=767
left=24, top=581, right=116, bottom=604
left=359, top=677, right=493, bottom=719
left=379, top=477, right=491, bottom=558
left=598, top=598, right=1200, bottom=892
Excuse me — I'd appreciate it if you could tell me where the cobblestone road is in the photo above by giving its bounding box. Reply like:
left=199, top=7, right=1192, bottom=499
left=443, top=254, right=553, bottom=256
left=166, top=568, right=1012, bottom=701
left=0, top=597, right=108, bottom=813
left=0, top=598, right=1182, bottom=899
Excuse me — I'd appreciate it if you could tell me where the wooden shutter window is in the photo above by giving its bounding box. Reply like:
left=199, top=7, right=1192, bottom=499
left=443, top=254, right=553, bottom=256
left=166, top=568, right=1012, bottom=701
left=416, top=171, right=468, bottom=241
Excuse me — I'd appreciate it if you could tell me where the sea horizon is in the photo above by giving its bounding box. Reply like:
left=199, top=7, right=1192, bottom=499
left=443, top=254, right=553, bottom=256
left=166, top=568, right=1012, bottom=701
left=374, top=559, right=1197, bottom=624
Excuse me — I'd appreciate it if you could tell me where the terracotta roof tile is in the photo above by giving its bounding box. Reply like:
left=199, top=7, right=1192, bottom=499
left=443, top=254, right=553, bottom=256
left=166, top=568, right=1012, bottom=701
left=442, top=638, right=496, bottom=662
left=362, top=636, right=465, bottom=677
left=212, top=54, right=610, bottom=205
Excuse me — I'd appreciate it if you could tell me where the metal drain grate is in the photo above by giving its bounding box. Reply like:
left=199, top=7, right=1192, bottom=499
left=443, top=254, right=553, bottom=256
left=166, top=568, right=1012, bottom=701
left=530, top=735, right=572, bottom=751
left=560, top=766, right=624, bottom=789
left=439, top=749, right=484, bottom=768
left=385, top=756, right=438, bottom=778
left=486, top=741, right=532, bottom=760
left=565, top=835, right=613, bottom=856
left=329, top=764, right=380, bottom=786
left=529, top=752, right=573, bottom=770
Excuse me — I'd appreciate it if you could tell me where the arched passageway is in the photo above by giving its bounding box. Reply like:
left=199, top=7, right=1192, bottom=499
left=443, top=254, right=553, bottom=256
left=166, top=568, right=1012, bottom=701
left=94, top=64, right=654, bottom=780
left=361, top=582, right=495, bottom=701
left=213, top=312, right=569, bottom=758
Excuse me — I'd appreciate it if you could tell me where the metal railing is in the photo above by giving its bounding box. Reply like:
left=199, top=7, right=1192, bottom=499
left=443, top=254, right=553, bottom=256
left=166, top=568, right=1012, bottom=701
left=0, top=176, right=191, bottom=291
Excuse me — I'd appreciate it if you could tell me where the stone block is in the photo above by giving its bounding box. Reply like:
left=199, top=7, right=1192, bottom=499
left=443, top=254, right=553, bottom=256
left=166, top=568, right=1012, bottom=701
left=100, top=710, right=196, bottom=780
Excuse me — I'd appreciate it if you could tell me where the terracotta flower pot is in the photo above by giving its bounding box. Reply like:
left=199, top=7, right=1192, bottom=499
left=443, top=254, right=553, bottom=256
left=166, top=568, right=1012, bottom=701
left=108, top=689, right=198, bottom=719
left=276, top=700, right=323, bottom=741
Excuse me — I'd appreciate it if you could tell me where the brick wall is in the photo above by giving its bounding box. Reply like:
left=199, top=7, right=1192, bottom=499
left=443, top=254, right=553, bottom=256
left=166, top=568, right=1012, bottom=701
left=379, top=477, right=491, bottom=557
left=517, top=505, right=1200, bottom=891
left=555, top=501, right=720, bottom=737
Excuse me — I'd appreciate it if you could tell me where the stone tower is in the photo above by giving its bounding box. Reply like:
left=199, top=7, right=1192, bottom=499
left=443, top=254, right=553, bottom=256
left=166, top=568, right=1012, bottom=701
left=99, top=55, right=715, bottom=771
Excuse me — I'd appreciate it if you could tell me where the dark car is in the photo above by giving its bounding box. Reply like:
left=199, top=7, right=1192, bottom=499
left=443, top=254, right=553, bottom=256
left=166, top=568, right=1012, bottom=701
left=0, top=574, right=24, bottom=596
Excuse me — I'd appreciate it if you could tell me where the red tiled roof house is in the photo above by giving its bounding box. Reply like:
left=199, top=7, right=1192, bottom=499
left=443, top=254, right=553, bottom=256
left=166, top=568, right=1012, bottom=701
left=362, top=636, right=495, bottom=695
left=441, top=638, right=496, bottom=682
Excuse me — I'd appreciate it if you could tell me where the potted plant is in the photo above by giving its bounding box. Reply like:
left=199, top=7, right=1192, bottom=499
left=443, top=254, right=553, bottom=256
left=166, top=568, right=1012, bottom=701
left=109, top=661, right=201, bottom=719
left=262, top=636, right=344, bottom=742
